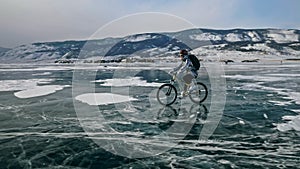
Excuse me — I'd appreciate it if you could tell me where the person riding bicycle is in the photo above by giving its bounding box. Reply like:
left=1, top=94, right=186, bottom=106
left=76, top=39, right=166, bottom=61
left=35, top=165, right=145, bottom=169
left=169, top=49, right=199, bottom=97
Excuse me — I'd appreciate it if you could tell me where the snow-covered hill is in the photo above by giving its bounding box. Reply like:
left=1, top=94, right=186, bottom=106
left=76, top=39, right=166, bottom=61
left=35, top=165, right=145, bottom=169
left=105, top=33, right=190, bottom=57
left=1, top=28, right=299, bottom=63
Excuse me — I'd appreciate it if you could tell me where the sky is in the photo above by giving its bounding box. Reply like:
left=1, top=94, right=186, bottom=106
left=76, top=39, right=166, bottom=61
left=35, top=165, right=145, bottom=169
left=0, top=0, right=299, bottom=48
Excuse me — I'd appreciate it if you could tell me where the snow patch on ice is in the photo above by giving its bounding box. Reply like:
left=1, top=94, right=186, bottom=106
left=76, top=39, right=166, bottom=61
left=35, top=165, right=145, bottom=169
left=75, top=93, right=138, bottom=105
left=14, top=85, right=69, bottom=98
left=0, top=79, right=54, bottom=92
left=32, top=72, right=52, bottom=76
left=277, top=115, right=300, bottom=132
left=0, top=78, right=69, bottom=98
left=93, top=77, right=162, bottom=87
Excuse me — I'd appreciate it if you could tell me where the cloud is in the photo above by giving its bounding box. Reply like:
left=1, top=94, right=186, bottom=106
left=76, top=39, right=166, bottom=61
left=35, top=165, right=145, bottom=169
left=91, top=12, right=196, bottom=40
left=138, top=0, right=239, bottom=28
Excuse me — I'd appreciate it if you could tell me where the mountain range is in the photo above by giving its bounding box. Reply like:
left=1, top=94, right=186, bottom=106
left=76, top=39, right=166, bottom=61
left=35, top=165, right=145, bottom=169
left=1, top=28, right=299, bottom=63
left=0, top=47, right=10, bottom=55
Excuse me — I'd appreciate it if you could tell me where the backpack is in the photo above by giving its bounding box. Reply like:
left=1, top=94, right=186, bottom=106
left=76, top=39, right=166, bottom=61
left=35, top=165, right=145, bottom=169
left=188, top=54, right=200, bottom=70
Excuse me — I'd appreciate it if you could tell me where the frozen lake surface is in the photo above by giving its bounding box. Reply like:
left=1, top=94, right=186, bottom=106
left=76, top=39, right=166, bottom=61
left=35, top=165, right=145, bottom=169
left=0, top=62, right=299, bottom=168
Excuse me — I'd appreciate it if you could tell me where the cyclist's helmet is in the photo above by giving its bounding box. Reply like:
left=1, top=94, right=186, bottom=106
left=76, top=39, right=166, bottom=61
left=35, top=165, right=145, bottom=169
left=179, top=49, right=188, bottom=56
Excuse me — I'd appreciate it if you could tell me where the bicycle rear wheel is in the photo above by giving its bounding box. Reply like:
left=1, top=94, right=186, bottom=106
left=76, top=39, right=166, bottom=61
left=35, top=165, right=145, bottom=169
left=157, top=84, right=177, bottom=106
left=189, top=82, right=208, bottom=104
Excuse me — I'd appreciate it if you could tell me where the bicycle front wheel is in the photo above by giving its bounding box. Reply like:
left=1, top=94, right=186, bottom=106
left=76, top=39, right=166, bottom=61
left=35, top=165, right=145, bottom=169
left=189, top=82, right=208, bottom=104
left=157, top=84, right=177, bottom=106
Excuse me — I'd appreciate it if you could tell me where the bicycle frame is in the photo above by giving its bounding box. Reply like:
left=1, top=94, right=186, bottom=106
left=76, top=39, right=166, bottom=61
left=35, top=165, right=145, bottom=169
left=166, top=75, right=176, bottom=96
left=170, top=73, right=197, bottom=92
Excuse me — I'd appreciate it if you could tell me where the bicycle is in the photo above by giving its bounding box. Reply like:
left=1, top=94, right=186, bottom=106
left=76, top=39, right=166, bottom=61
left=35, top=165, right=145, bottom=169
left=156, top=73, right=208, bottom=106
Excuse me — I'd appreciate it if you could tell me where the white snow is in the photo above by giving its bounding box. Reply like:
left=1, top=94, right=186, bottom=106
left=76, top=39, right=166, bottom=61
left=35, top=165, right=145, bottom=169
left=14, top=85, right=69, bottom=98
left=93, top=77, right=162, bottom=87
left=190, top=32, right=253, bottom=42
left=189, top=33, right=222, bottom=41
left=225, top=33, right=249, bottom=42
left=267, top=30, right=299, bottom=43
left=75, top=93, right=138, bottom=105
left=240, top=43, right=278, bottom=54
left=192, top=46, right=285, bottom=62
left=247, top=31, right=261, bottom=42
left=125, top=35, right=153, bottom=42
